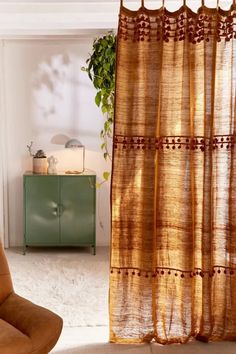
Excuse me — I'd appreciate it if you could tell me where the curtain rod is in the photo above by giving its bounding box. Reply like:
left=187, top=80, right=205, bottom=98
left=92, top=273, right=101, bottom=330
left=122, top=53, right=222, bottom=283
left=120, top=0, right=234, bottom=11
left=121, top=0, right=233, bottom=3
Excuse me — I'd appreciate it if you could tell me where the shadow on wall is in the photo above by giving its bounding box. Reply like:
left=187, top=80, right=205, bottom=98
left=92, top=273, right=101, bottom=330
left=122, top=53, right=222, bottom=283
left=30, top=48, right=103, bottom=153
left=51, top=134, right=70, bottom=145
left=32, top=53, right=73, bottom=120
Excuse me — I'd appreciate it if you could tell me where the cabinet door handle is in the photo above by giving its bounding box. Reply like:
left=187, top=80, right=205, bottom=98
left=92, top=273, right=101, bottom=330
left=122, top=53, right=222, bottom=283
left=52, top=206, right=59, bottom=216
left=52, top=205, right=63, bottom=216
left=58, top=204, right=64, bottom=216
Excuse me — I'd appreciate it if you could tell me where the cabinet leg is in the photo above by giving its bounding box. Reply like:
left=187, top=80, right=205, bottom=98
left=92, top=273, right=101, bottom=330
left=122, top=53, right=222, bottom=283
left=91, top=245, right=96, bottom=255
left=23, top=244, right=26, bottom=255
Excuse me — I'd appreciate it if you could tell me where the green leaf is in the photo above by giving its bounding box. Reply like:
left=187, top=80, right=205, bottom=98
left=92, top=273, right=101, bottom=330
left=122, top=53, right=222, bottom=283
left=104, top=120, right=112, bottom=132
left=94, top=77, right=102, bottom=89
left=102, top=105, right=107, bottom=114
left=88, top=60, right=92, bottom=72
left=101, top=39, right=107, bottom=47
left=95, top=91, right=102, bottom=107
left=104, top=63, right=110, bottom=71
left=102, top=99, right=108, bottom=108
left=105, top=48, right=112, bottom=57
left=96, top=182, right=101, bottom=189
left=103, top=171, right=110, bottom=181
left=103, top=152, right=108, bottom=160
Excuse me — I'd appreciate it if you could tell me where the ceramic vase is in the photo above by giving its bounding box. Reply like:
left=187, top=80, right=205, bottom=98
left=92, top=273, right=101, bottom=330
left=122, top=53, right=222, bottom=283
left=33, top=157, right=48, bottom=174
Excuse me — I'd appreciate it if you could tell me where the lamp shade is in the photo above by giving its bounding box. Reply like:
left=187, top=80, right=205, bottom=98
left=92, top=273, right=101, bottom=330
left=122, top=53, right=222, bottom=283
left=64, top=138, right=85, bottom=173
left=65, top=139, right=83, bottom=149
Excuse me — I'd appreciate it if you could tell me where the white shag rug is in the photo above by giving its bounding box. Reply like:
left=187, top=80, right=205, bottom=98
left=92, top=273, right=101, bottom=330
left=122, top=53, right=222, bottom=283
left=5, top=247, right=109, bottom=327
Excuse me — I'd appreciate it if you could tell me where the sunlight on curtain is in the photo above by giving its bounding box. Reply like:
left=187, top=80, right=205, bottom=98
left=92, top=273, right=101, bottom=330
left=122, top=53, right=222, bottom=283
left=110, top=1, right=236, bottom=344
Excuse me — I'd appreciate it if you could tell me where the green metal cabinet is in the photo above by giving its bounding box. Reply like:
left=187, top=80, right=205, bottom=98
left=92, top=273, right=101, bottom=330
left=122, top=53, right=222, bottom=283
left=24, top=172, right=96, bottom=254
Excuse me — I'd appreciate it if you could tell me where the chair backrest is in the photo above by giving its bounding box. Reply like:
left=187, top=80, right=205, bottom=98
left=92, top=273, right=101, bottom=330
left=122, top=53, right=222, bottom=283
left=0, top=242, right=13, bottom=304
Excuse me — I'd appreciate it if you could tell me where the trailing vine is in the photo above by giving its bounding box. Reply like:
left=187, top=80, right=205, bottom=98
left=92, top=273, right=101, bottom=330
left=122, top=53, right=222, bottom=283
left=82, top=32, right=116, bottom=185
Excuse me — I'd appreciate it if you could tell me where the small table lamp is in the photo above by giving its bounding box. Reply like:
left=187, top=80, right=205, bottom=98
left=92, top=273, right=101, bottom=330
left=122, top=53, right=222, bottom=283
left=65, top=138, right=85, bottom=173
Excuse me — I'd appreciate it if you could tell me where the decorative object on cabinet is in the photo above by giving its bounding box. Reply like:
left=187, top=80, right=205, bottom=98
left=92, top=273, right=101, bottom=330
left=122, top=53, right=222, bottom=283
left=47, top=155, right=58, bottom=174
left=33, top=154, right=47, bottom=174
left=27, top=141, right=47, bottom=174
left=65, top=138, right=85, bottom=173
left=23, top=172, right=96, bottom=255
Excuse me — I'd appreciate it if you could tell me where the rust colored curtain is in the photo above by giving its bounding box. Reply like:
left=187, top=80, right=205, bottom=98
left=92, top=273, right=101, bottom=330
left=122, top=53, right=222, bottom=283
left=110, top=1, right=236, bottom=344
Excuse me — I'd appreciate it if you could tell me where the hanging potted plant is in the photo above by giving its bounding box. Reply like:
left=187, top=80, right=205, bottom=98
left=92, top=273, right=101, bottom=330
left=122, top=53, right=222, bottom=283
left=82, top=32, right=116, bottom=185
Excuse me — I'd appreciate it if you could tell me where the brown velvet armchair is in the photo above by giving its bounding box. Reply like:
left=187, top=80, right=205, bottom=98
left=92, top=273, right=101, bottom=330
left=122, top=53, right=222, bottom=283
left=0, top=243, right=63, bottom=354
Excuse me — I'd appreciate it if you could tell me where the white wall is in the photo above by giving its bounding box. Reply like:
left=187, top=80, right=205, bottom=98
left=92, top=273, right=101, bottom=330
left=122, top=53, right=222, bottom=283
left=3, top=37, right=111, bottom=247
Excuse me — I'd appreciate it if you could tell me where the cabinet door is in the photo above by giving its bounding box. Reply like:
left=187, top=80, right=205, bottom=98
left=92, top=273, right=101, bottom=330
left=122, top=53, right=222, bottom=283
left=60, top=176, right=96, bottom=245
left=24, top=176, right=60, bottom=245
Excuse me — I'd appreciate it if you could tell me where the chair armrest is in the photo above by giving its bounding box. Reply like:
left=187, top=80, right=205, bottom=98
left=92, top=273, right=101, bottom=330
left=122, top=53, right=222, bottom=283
left=0, top=293, right=63, bottom=353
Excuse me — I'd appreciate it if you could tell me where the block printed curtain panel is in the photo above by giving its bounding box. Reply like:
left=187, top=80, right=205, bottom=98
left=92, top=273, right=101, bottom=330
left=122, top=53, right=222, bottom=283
left=110, top=2, right=236, bottom=344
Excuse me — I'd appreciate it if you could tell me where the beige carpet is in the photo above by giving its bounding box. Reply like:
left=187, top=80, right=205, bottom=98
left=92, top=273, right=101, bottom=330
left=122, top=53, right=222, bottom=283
left=6, top=246, right=109, bottom=327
